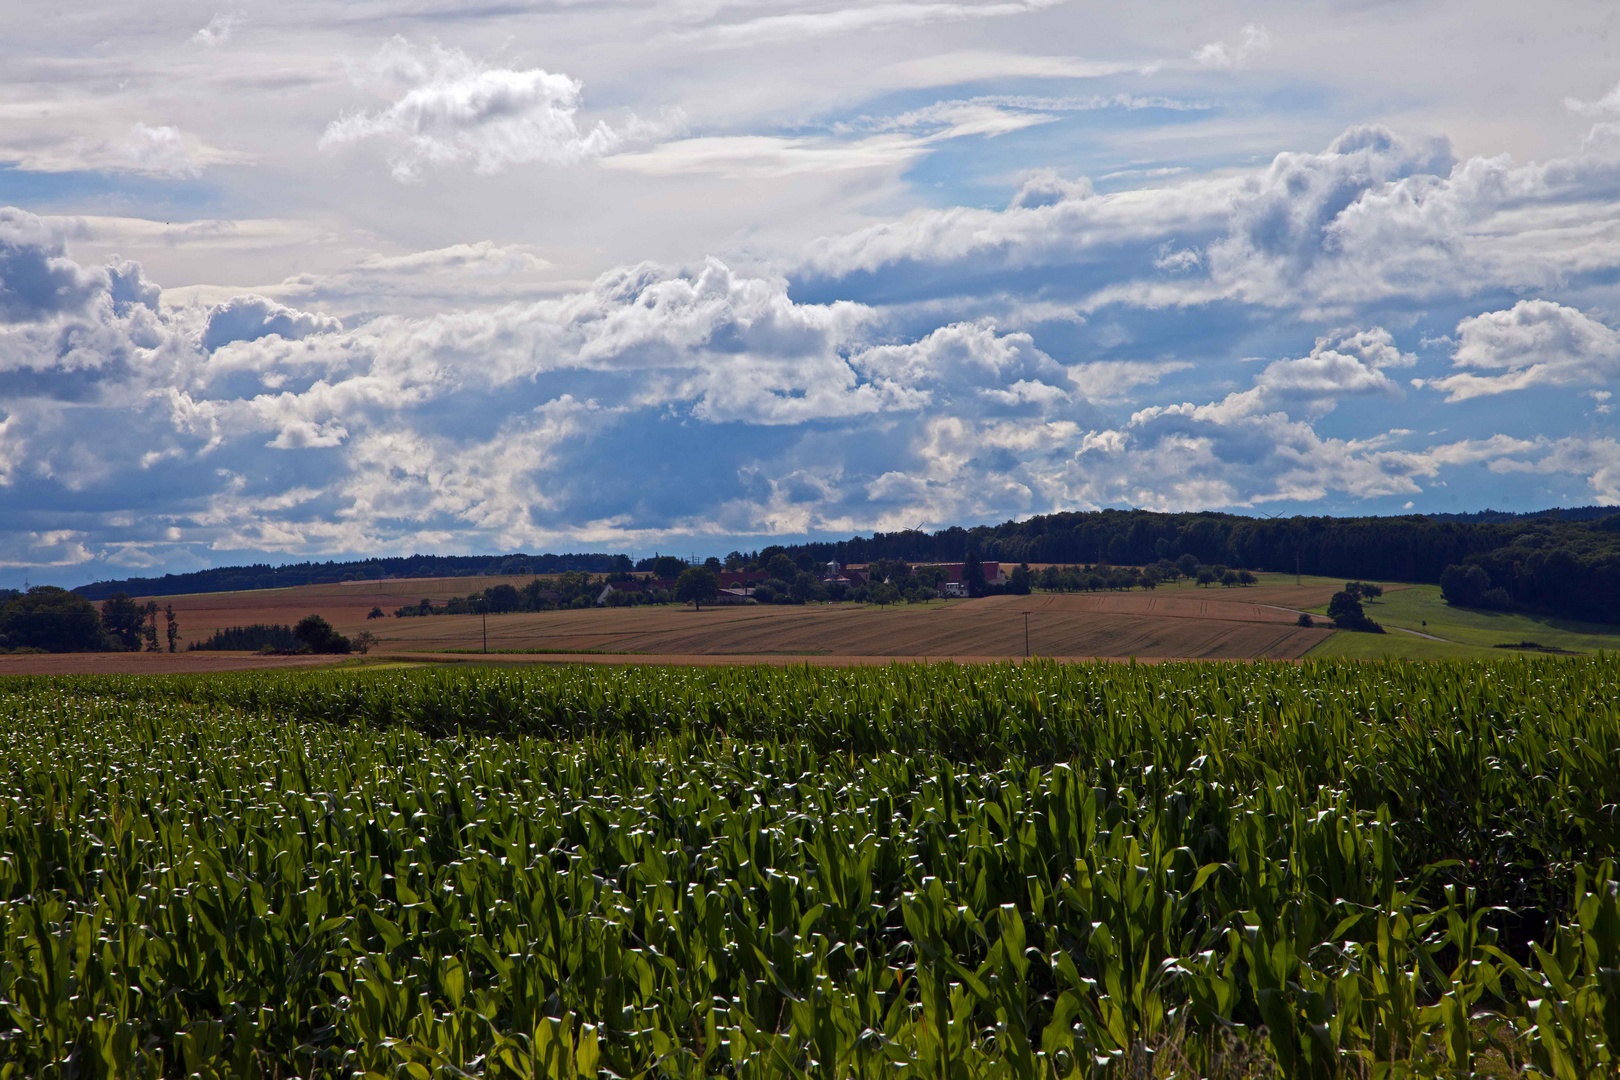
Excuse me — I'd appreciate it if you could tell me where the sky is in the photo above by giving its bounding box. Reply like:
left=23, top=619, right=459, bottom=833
left=5, top=0, right=1620, bottom=587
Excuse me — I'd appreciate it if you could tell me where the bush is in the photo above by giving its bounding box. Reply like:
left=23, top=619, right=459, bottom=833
left=1297, top=613, right=1314, bottom=628
left=293, top=615, right=351, bottom=654
left=1327, top=590, right=1383, bottom=633
left=868, top=582, right=901, bottom=605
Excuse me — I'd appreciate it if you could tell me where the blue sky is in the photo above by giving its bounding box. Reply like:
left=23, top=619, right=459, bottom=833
left=3, top=0, right=1620, bottom=586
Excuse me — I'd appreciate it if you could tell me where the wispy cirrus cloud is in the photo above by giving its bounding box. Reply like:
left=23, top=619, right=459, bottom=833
left=668, top=0, right=1070, bottom=49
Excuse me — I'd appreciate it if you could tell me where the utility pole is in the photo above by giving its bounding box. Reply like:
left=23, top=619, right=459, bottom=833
left=480, top=599, right=487, bottom=654
left=1022, top=611, right=1030, bottom=658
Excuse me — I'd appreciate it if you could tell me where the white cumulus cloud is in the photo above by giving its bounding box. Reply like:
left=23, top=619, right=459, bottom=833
left=320, top=39, right=623, bottom=181
left=1428, top=300, right=1620, bottom=401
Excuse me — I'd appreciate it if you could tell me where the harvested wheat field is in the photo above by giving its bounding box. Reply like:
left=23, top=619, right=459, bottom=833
left=87, top=572, right=1372, bottom=665
left=365, top=586, right=1337, bottom=659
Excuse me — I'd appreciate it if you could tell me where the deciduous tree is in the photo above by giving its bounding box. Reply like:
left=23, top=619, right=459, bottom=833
left=676, top=567, right=720, bottom=611
left=99, top=592, right=146, bottom=651
left=0, top=587, right=111, bottom=653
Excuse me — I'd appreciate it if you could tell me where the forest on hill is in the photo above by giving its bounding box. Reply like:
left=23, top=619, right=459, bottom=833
left=67, top=506, right=1620, bottom=623
left=770, top=507, right=1620, bottom=624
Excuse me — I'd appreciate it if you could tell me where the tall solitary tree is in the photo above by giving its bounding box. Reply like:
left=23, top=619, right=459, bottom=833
left=676, top=566, right=720, bottom=611
left=164, top=604, right=179, bottom=652
left=142, top=601, right=160, bottom=652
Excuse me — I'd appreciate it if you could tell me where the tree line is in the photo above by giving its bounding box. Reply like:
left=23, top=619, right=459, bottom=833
left=0, top=588, right=177, bottom=653
left=749, top=509, right=1620, bottom=624
left=74, top=552, right=634, bottom=601
left=189, top=616, right=372, bottom=655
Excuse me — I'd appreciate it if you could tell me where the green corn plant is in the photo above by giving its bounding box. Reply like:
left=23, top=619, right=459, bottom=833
left=1, top=659, right=1619, bottom=1076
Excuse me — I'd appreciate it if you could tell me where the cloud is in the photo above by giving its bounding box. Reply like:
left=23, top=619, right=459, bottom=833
left=877, top=51, right=1150, bottom=88
left=798, top=162, right=1236, bottom=278
left=190, top=12, right=241, bottom=47
left=202, top=295, right=342, bottom=351
left=3, top=181, right=1617, bottom=580
left=607, top=91, right=1160, bottom=181
left=1245, top=327, right=1413, bottom=414
left=603, top=133, right=932, bottom=179
left=1193, top=24, right=1271, bottom=70
left=796, top=121, right=1620, bottom=323
left=1065, top=359, right=1189, bottom=401
left=350, top=241, right=550, bottom=277
left=0, top=208, right=107, bottom=321
left=320, top=39, right=623, bottom=181
left=1488, top=436, right=1620, bottom=502
left=990, top=328, right=1435, bottom=510
left=0, top=218, right=1129, bottom=562
left=669, top=0, right=1068, bottom=49
left=1426, top=300, right=1620, bottom=401
left=263, top=241, right=557, bottom=316
left=0, top=531, right=97, bottom=569
left=14, top=123, right=239, bottom=177
left=1564, top=80, right=1620, bottom=116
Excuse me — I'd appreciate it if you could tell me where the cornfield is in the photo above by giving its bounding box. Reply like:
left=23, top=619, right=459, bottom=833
left=0, top=658, right=1616, bottom=1078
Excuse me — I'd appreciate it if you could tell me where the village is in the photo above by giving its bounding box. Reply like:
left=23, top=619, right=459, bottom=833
left=597, top=560, right=1011, bottom=606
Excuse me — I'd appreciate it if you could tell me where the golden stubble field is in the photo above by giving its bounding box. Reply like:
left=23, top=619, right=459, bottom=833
left=376, top=589, right=1333, bottom=660
left=93, top=573, right=1346, bottom=664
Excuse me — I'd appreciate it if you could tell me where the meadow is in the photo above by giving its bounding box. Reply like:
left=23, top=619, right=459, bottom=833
left=1, top=659, right=1617, bottom=1078
left=1304, top=585, right=1620, bottom=660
